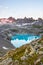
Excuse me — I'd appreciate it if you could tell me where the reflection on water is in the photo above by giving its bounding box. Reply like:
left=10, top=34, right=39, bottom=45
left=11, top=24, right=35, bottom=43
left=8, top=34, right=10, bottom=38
left=11, top=34, right=40, bottom=48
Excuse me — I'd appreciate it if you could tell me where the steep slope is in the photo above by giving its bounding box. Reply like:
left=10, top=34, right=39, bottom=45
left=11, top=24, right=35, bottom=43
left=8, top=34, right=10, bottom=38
left=0, top=37, right=43, bottom=65
left=0, top=37, right=15, bottom=57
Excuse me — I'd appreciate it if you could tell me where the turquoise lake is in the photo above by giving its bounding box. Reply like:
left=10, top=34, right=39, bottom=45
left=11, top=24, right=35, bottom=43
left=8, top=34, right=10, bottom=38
left=11, top=34, right=41, bottom=48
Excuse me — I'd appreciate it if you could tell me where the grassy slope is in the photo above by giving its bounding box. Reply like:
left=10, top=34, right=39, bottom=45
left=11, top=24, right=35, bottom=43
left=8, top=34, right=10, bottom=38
left=0, top=37, right=43, bottom=65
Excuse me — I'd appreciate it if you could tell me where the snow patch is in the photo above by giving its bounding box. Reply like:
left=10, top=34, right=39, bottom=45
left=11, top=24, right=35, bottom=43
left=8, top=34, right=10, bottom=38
left=2, top=46, right=8, bottom=50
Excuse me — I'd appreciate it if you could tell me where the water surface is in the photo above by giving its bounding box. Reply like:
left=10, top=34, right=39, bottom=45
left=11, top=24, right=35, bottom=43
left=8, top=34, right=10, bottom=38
left=11, top=34, right=40, bottom=48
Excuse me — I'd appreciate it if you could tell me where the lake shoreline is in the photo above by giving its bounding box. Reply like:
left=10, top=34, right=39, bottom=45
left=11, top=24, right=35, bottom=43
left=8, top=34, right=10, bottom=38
left=11, top=34, right=41, bottom=48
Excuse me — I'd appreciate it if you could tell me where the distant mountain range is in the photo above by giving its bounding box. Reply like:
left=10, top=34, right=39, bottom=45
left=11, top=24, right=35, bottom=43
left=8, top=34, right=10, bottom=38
left=0, top=17, right=43, bottom=24
left=0, top=17, right=43, bottom=36
left=0, top=17, right=16, bottom=24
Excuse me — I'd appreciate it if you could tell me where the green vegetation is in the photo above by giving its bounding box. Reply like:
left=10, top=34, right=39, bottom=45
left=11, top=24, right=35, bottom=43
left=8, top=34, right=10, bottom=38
left=33, top=25, right=42, bottom=28
left=0, top=37, right=43, bottom=65
left=39, top=48, right=43, bottom=51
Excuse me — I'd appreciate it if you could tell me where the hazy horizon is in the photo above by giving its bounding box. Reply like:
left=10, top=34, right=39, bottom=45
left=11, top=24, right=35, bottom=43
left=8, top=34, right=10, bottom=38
left=0, top=0, right=43, bottom=19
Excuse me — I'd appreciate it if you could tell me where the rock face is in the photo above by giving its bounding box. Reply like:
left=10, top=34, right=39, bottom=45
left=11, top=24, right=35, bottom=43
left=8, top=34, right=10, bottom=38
left=0, top=37, right=15, bottom=57
left=0, top=37, right=43, bottom=65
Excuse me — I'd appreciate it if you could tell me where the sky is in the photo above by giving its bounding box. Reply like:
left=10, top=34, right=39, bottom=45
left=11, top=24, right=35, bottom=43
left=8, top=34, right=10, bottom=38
left=0, top=0, right=43, bottom=19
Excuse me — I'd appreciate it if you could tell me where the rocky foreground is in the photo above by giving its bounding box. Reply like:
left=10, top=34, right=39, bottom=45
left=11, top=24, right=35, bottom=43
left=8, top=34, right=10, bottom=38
left=0, top=37, right=43, bottom=65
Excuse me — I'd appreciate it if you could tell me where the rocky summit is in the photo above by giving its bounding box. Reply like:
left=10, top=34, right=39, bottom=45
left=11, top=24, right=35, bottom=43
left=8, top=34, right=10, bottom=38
left=0, top=37, right=43, bottom=65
